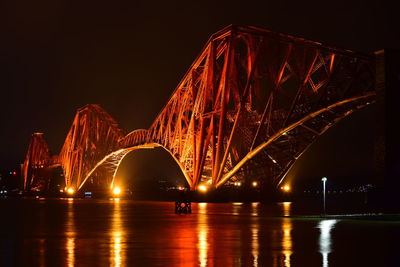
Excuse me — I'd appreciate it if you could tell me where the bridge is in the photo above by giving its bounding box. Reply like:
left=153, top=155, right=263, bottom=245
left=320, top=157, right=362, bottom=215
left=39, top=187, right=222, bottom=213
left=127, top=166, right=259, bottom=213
left=21, top=25, right=376, bottom=193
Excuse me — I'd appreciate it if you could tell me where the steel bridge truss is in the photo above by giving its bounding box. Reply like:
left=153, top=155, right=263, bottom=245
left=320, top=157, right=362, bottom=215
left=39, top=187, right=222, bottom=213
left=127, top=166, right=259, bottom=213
left=22, top=25, right=376, bottom=192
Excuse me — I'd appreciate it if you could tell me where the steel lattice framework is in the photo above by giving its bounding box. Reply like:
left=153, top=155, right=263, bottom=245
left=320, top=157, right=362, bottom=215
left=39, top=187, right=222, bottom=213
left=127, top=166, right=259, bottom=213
left=22, top=25, right=376, bottom=192
left=22, top=133, right=53, bottom=191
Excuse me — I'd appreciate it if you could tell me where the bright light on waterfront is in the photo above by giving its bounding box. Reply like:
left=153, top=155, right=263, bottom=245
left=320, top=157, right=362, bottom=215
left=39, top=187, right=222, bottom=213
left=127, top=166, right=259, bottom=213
left=198, top=185, right=208, bottom=192
left=113, top=187, right=121, bottom=196
left=67, top=188, right=75, bottom=195
left=281, top=185, right=290, bottom=192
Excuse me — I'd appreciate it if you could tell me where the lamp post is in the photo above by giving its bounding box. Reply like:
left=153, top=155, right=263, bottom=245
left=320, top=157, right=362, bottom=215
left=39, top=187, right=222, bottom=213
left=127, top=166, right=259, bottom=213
left=321, top=177, right=327, bottom=216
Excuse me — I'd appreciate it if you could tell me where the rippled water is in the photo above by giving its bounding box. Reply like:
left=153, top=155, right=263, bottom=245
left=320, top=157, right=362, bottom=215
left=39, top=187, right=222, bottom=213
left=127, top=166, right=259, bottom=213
left=0, top=198, right=398, bottom=266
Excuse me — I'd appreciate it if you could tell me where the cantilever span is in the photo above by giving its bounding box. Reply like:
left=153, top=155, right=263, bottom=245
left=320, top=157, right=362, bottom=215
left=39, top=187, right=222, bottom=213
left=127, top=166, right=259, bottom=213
left=22, top=25, right=376, bottom=193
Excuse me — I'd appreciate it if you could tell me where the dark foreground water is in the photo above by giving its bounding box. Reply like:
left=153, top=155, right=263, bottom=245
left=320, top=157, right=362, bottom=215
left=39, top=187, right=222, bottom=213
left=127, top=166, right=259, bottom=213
left=0, top=198, right=399, bottom=267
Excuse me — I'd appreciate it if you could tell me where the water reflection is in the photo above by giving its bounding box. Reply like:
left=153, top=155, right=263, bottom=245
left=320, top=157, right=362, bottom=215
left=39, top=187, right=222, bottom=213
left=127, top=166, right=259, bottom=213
left=272, top=202, right=293, bottom=267
left=281, top=202, right=291, bottom=217
left=251, top=226, right=259, bottom=267
left=110, top=198, right=125, bottom=267
left=0, top=199, right=393, bottom=266
left=232, top=202, right=243, bottom=215
left=282, top=218, right=293, bottom=267
left=318, top=220, right=338, bottom=267
left=66, top=198, right=75, bottom=267
left=251, top=203, right=260, bottom=266
left=39, top=238, right=46, bottom=267
left=197, top=203, right=209, bottom=267
left=251, top=202, right=259, bottom=216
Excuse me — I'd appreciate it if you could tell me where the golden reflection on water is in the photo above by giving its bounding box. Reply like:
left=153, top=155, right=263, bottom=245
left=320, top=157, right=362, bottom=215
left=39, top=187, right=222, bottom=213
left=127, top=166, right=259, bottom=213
left=251, top=227, right=259, bottom=266
left=282, top=218, right=293, bottom=267
left=197, top=203, right=209, bottom=267
left=110, top=198, right=125, bottom=267
left=251, top=223, right=259, bottom=266
left=232, top=202, right=243, bottom=216
left=272, top=202, right=292, bottom=267
left=66, top=198, right=75, bottom=267
left=282, top=202, right=291, bottom=217
left=251, top=202, right=260, bottom=266
left=251, top=202, right=259, bottom=216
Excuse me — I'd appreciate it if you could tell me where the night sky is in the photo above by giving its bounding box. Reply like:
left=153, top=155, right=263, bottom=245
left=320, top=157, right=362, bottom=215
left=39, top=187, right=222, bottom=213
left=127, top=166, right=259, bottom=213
left=1, top=1, right=397, bottom=187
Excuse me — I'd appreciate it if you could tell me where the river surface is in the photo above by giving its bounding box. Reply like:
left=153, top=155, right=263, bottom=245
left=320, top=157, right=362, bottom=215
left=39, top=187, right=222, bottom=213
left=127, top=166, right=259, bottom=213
left=0, top=198, right=399, bottom=266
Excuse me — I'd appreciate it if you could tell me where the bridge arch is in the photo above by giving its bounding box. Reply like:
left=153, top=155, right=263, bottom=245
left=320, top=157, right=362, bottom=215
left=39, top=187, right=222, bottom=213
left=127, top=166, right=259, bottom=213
left=78, top=90, right=375, bottom=193
left=77, top=142, right=193, bottom=192
left=216, top=93, right=375, bottom=188
left=22, top=25, right=378, bottom=194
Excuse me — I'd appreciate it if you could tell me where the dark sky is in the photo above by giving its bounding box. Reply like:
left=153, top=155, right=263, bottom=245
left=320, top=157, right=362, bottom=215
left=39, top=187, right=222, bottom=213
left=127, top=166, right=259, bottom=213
left=0, top=1, right=397, bottom=186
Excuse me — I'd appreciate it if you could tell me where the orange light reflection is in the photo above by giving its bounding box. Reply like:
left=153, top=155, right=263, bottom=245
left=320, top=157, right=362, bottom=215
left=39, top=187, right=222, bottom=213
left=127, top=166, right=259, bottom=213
left=66, top=197, right=75, bottom=267
left=282, top=218, right=293, bottom=267
left=197, top=203, right=209, bottom=267
left=282, top=202, right=291, bottom=217
left=110, top=198, right=125, bottom=267
left=251, top=224, right=259, bottom=266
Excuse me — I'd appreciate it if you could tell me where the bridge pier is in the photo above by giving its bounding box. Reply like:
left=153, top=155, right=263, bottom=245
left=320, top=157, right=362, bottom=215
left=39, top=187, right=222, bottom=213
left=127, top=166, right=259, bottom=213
left=175, top=201, right=192, bottom=214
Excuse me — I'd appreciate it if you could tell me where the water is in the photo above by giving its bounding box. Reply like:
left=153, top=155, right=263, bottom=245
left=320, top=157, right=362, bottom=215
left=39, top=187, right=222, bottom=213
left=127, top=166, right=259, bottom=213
left=0, top=198, right=398, bottom=266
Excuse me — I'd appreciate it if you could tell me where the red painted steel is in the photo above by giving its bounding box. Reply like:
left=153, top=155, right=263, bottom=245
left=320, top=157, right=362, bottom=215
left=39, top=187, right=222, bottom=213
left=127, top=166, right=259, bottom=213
left=22, top=25, right=376, bottom=192
left=21, top=133, right=52, bottom=191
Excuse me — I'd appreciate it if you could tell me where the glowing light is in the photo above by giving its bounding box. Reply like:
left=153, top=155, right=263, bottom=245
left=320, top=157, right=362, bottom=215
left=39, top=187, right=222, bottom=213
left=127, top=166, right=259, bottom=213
left=67, top=188, right=75, bottom=195
left=113, top=187, right=121, bottom=196
left=234, top=182, right=242, bottom=186
left=198, top=185, right=208, bottom=192
left=252, top=181, right=258, bottom=187
left=281, top=185, right=290, bottom=192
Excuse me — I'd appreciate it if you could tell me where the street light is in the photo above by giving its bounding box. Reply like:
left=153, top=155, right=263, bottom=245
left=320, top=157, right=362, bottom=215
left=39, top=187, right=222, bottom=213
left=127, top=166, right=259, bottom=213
left=198, top=185, right=208, bottom=192
left=67, top=188, right=75, bottom=195
left=281, top=185, right=290, bottom=192
left=112, top=187, right=121, bottom=196
left=321, top=177, right=327, bottom=216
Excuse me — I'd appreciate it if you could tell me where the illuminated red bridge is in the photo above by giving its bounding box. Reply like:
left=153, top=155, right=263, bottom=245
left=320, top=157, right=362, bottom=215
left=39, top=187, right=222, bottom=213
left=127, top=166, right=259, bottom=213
left=22, top=25, right=376, bottom=193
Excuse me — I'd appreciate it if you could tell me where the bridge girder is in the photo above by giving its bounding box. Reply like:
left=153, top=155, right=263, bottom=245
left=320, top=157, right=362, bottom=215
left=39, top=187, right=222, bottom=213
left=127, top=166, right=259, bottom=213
left=22, top=133, right=53, bottom=191
left=134, top=25, right=375, bottom=190
left=22, top=25, right=376, bottom=192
